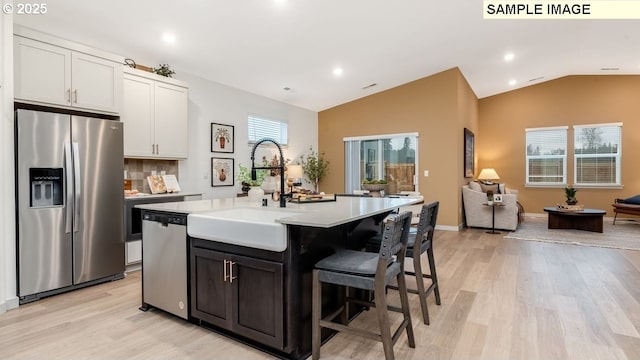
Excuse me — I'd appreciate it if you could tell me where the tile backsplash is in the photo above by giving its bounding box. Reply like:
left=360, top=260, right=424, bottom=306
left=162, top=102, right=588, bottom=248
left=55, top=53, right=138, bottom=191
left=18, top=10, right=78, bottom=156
left=124, top=159, right=179, bottom=194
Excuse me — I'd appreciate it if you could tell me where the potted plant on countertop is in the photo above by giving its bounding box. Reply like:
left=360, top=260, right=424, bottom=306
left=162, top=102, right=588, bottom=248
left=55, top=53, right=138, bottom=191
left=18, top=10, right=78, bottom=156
left=486, top=190, right=494, bottom=205
left=236, top=164, right=265, bottom=194
left=564, top=185, right=578, bottom=205
left=301, top=147, right=330, bottom=193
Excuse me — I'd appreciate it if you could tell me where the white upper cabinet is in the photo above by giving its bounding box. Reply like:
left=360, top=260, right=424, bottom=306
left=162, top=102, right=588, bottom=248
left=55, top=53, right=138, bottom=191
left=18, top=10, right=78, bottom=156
left=122, top=68, right=189, bottom=159
left=13, top=27, right=123, bottom=114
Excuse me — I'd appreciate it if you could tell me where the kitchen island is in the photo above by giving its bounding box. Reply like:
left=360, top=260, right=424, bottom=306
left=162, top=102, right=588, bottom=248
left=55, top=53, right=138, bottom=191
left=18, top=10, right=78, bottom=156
left=137, top=195, right=421, bottom=359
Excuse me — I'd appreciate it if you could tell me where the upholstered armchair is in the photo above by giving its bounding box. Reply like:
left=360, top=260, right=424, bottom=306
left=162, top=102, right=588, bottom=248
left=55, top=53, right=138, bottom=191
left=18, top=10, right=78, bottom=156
left=462, top=183, right=519, bottom=231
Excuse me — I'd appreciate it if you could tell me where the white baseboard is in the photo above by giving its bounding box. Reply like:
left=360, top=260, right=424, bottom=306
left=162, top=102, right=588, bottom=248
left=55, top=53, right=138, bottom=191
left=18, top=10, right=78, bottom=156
left=436, top=224, right=460, bottom=232
left=0, top=296, right=19, bottom=314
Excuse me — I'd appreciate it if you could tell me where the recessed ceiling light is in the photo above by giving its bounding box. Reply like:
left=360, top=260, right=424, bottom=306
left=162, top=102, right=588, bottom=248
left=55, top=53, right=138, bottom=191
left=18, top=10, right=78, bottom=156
left=333, top=67, right=344, bottom=76
left=508, top=79, right=517, bottom=86
left=161, top=33, right=176, bottom=43
left=504, top=53, right=515, bottom=62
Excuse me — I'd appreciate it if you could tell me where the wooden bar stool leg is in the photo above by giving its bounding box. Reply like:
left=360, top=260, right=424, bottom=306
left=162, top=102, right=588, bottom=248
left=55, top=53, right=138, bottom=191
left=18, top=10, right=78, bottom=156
left=312, top=270, right=321, bottom=360
left=397, top=271, right=416, bottom=348
left=427, top=247, right=441, bottom=305
left=412, top=253, right=430, bottom=325
left=374, top=280, right=395, bottom=360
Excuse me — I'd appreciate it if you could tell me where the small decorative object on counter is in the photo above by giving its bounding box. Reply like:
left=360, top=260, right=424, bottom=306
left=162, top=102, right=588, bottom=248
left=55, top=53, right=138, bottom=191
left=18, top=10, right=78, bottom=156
left=248, top=186, right=265, bottom=203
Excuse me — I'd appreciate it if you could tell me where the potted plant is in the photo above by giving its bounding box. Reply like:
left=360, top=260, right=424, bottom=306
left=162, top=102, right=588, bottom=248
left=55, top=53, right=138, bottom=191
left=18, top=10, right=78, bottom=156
left=153, top=63, right=175, bottom=78
left=564, top=185, right=578, bottom=205
left=487, top=190, right=494, bottom=205
left=300, top=147, right=330, bottom=193
left=236, top=164, right=265, bottom=193
left=214, top=127, right=231, bottom=149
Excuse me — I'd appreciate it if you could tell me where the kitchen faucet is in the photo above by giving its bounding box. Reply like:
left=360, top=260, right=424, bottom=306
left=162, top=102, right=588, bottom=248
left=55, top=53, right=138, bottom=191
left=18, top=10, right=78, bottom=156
left=250, top=138, right=287, bottom=208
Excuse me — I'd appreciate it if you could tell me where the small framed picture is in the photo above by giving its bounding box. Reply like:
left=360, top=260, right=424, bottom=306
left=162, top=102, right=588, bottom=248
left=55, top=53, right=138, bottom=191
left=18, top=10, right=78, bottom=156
left=211, top=123, right=234, bottom=153
left=493, top=194, right=503, bottom=203
left=211, top=157, right=234, bottom=187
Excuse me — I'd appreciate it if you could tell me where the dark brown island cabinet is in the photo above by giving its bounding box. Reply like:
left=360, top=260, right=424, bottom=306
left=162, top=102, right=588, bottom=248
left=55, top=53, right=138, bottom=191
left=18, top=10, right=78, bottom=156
left=188, top=212, right=389, bottom=359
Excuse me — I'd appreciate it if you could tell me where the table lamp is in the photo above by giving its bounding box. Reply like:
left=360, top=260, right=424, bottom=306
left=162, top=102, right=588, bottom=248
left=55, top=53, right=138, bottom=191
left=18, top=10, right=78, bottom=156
left=287, top=165, right=303, bottom=192
left=477, top=168, right=500, bottom=184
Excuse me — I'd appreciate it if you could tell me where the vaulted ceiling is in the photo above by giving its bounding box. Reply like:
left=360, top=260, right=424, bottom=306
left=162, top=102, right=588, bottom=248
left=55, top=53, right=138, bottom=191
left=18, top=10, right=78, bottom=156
left=14, top=0, right=640, bottom=111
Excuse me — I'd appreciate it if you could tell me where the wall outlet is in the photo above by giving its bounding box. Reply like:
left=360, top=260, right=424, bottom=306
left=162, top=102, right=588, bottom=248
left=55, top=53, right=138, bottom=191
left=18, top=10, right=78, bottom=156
left=151, top=170, right=157, bottom=176
left=424, top=170, right=429, bottom=177
left=203, top=171, right=208, bottom=180
left=160, top=170, right=166, bottom=175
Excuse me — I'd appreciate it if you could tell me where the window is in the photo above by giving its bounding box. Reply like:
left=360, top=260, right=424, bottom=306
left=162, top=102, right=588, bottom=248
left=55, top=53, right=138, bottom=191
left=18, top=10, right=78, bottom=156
left=247, top=115, right=288, bottom=145
left=344, top=133, right=418, bottom=194
left=525, top=127, right=567, bottom=185
left=574, top=123, right=622, bottom=186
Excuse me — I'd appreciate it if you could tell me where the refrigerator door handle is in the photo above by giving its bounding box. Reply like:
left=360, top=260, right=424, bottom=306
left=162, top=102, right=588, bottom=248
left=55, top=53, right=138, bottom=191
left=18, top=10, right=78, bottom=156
left=64, top=142, right=73, bottom=234
left=72, top=142, right=81, bottom=233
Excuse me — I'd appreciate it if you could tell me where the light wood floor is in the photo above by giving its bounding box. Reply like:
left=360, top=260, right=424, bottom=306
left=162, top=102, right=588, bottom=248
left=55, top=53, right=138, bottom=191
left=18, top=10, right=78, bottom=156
left=2, top=228, right=640, bottom=359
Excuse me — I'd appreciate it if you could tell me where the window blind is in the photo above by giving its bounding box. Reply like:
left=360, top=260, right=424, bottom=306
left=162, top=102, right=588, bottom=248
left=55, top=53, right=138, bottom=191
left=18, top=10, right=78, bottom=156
left=574, top=123, right=621, bottom=185
left=248, top=115, right=288, bottom=145
left=525, top=127, right=567, bottom=185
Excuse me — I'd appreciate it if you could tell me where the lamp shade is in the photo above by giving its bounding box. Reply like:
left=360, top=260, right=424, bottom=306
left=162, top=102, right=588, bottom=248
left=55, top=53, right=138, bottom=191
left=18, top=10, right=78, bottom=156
left=478, top=168, right=500, bottom=181
left=287, top=165, right=303, bottom=179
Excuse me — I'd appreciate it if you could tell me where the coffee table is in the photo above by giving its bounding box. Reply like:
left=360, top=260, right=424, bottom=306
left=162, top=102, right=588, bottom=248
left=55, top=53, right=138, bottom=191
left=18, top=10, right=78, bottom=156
left=543, top=207, right=606, bottom=233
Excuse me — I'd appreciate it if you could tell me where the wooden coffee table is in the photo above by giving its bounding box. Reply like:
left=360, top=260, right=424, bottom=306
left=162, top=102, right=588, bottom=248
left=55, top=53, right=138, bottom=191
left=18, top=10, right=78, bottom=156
left=543, top=207, right=606, bottom=233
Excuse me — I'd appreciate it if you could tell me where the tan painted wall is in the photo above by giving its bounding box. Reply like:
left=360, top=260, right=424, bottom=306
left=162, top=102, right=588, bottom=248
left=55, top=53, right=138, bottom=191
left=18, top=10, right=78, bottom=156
left=478, top=75, right=640, bottom=216
left=318, top=68, right=478, bottom=228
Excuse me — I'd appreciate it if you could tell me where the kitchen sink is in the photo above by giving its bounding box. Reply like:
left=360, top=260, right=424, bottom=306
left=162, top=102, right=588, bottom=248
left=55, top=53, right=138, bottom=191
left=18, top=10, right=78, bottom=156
left=187, top=207, right=304, bottom=252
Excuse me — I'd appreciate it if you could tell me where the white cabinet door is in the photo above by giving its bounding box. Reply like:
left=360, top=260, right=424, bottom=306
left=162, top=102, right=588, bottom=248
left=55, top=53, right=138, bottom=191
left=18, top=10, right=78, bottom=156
left=71, top=52, right=123, bottom=113
left=154, top=82, right=189, bottom=158
left=14, top=36, right=71, bottom=106
left=123, top=74, right=154, bottom=157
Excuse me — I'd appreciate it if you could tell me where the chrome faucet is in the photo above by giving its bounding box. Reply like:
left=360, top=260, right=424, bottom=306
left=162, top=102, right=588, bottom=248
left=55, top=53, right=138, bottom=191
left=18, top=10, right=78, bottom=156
left=250, top=138, right=286, bottom=208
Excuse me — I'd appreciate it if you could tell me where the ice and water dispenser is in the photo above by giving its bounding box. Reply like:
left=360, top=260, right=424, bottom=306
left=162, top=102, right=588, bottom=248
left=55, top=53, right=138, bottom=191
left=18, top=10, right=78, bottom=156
left=29, top=168, right=64, bottom=207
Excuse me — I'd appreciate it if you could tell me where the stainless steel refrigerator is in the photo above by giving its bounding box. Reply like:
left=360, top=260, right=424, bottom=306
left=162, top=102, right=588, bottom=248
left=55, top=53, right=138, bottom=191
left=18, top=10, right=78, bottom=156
left=15, top=108, right=125, bottom=303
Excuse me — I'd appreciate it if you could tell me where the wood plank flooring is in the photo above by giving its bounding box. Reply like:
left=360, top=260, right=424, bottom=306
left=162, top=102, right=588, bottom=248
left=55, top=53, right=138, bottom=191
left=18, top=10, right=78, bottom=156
left=2, top=227, right=640, bottom=359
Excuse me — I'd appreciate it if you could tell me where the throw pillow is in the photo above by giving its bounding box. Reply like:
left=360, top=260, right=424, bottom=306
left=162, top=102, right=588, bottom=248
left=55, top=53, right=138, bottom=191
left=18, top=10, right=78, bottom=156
left=479, top=182, right=499, bottom=194
left=621, top=195, right=640, bottom=205
left=469, top=181, right=482, bottom=192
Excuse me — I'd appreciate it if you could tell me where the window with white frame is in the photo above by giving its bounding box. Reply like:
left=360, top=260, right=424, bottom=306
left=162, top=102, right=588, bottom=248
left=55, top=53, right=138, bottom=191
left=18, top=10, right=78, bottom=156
left=248, top=115, right=288, bottom=145
left=574, top=123, right=622, bottom=186
left=525, top=127, right=567, bottom=185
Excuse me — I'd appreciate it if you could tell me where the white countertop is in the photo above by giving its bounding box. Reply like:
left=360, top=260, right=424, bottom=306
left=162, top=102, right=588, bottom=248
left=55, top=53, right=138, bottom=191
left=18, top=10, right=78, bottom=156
left=137, top=196, right=422, bottom=228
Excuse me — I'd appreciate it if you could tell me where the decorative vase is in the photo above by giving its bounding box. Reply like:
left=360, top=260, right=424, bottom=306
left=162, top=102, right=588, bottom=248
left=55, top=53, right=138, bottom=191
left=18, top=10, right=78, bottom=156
left=566, top=198, right=578, bottom=205
left=261, top=176, right=279, bottom=194
left=248, top=186, right=264, bottom=203
left=488, top=200, right=494, bottom=206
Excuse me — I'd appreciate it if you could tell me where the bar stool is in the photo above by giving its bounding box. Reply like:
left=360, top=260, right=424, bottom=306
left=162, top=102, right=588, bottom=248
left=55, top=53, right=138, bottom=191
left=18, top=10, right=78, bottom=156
left=312, top=211, right=415, bottom=360
left=367, top=201, right=441, bottom=325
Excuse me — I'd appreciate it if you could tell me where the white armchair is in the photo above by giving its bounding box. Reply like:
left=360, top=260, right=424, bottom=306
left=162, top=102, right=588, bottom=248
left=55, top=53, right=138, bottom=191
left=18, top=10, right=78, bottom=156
left=462, top=184, right=518, bottom=231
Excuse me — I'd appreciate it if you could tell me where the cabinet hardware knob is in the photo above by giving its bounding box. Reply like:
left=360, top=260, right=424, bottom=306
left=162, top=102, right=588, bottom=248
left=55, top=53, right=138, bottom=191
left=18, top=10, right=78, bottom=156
left=223, top=259, right=229, bottom=282
left=66, top=89, right=71, bottom=103
left=73, top=89, right=78, bottom=103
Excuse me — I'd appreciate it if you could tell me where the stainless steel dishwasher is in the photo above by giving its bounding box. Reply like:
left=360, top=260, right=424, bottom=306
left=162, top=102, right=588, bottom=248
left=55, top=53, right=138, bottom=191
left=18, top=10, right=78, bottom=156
left=140, top=211, right=188, bottom=319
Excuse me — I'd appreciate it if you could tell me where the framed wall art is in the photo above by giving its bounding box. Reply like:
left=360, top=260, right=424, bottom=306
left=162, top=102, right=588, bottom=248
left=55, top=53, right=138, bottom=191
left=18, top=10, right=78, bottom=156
left=211, top=157, right=234, bottom=187
left=211, top=123, right=234, bottom=153
left=464, top=128, right=475, bottom=178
